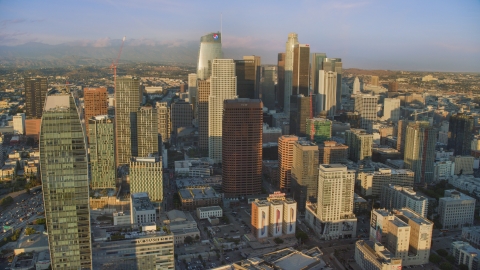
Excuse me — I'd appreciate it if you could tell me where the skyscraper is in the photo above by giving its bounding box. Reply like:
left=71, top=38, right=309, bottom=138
left=370, top=75, right=379, bottom=86
left=318, top=141, right=348, bottom=164
left=322, top=58, right=343, bottom=111
left=24, top=77, right=47, bottom=119
left=261, top=65, right=276, bottom=110
left=156, top=101, right=170, bottom=143
left=449, top=112, right=474, bottom=156
left=283, top=33, right=299, bottom=115
left=40, top=93, right=92, bottom=269
left=243, top=55, right=261, bottom=98
left=222, top=99, right=263, bottom=197
left=208, top=59, right=236, bottom=163
left=306, top=118, right=332, bottom=144
left=170, top=100, right=193, bottom=134
left=383, top=98, right=400, bottom=122
left=135, top=106, right=158, bottom=157
left=277, top=53, right=286, bottom=110
left=311, top=53, right=327, bottom=96
left=198, top=79, right=210, bottom=152
left=278, top=135, right=299, bottom=192
left=197, top=32, right=223, bottom=80
left=129, top=156, right=163, bottom=202
left=345, top=129, right=373, bottom=162
left=389, top=81, right=399, bottom=92
left=89, top=115, right=116, bottom=190
left=289, top=95, right=312, bottom=137
left=353, top=77, right=360, bottom=94
left=83, top=87, right=108, bottom=139
left=404, top=121, right=437, bottom=186
left=235, top=58, right=256, bottom=99
left=355, top=94, right=378, bottom=133
left=115, top=76, right=141, bottom=166
left=187, top=73, right=198, bottom=118
left=317, top=70, right=337, bottom=117
left=292, top=44, right=310, bottom=96
left=291, top=140, right=319, bottom=211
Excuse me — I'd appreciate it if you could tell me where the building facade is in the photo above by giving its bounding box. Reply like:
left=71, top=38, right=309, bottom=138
left=25, top=77, right=48, bottom=119
left=129, top=157, right=163, bottom=202
left=317, top=70, right=337, bottom=117
left=291, top=140, right=319, bottom=211
left=278, top=135, right=299, bottom=192
left=380, top=184, right=428, bottom=217
left=383, top=98, right=400, bottom=122
left=88, top=116, right=116, bottom=189
left=306, top=118, right=332, bottom=144
left=449, top=113, right=474, bottom=156
left=170, top=100, right=193, bottom=134
left=355, top=241, right=402, bottom=270
left=197, top=32, right=223, bottom=80
left=292, top=44, right=310, bottom=97
left=439, top=190, right=475, bottom=229
left=355, top=94, right=378, bottom=132
left=345, top=129, right=373, bottom=162
left=318, top=141, right=348, bottom=164
left=156, top=102, right=171, bottom=143
left=289, top=94, right=311, bottom=137
left=83, top=87, right=108, bottom=139
left=283, top=33, right=299, bottom=115
left=134, top=106, right=158, bottom=158
left=358, top=168, right=415, bottom=197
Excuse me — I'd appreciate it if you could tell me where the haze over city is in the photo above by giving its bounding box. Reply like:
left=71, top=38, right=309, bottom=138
left=1, top=0, right=479, bottom=71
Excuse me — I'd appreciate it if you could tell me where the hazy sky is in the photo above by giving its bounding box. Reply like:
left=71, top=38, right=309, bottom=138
left=1, top=0, right=479, bottom=71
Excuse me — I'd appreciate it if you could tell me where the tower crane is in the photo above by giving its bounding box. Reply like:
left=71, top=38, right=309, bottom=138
left=110, top=36, right=126, bottom=92
left=410, top=109, right=433, bottom=121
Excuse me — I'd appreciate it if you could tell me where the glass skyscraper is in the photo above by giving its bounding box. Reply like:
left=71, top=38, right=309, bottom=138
left=40, top=92, right=92, bottom=269
left=197, top=32, right=223, bottom=80
left=89, top=115, right=116, bottom=189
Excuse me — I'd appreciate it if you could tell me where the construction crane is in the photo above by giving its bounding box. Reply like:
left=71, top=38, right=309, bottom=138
left=110, top=36, right=126, bottom=91
left=410, top=109, right=432, bottom=121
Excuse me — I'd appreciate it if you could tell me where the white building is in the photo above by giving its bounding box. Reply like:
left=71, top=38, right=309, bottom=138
left=317, top=70, right=337, bottom=117
left=451, top=241, right=480, bottom=270
left=461, top=226, right=480, bottom=248
left=113, top=212, right=131, bottom=226
left=12, top=113, right=25, bottom=135
left=196, top=206, right=223, bottom=219
left=383, top=98, right=400, bottom=122
left=355, top=241, right=402, bottom=270
left=448, top=175, right=480, bottom=198
left=208, top=59, right=237, bottom=163
left=439, top=190, right=475, bottom=229
left=355, top=94, right=378, bottom=132
left=130, top=193, right=156, bottom=225
left=381, top=185, right=428, bottom=217
left=434, top=160, right=455, bottom=181
left=353, top=77, right=360, bottom=95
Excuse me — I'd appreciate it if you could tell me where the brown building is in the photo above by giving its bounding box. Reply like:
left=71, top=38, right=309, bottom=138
left=289, top=95, right=312, bottom=136
left=198, top=80, right=210, bottom=151
left=293, top=44, right=310, bottom=96
left=179, top=83, right=186, bottom=93
left=84, top=87, right=108, bottom=139
left=277, top=53, right=286, bottom=110
left=389, top=81, right=399, bottom=92
left=25, top=119, right=41, bottom=141
left=170, top=100, right=193, bottom=134
left=278, top=135, right=298, bottom=192
left=318, top=141, right=348, bottom=164
left=24, top=77, right=47, bottom=119
left=222, top=99, right=263, bottom=197
left=396, top=120, right=408, bottom=154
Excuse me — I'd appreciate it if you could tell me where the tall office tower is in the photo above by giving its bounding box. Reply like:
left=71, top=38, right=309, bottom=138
left=135, top=106, right=158, bottom=157
left=12, top=113, right=25, bottom=135
left=222, top=99, right=263, bottom=197
left=292, top=44, right=310, bottom=96
left=129, top=156, right=163, bottom=202
left=277, top=53, right=286, bottom=110
left=355, top=94, right=378, bottom=133
left=318, top=141, right=348, bottom=164
left=291, top=140, right=319, bottom=211
left=115, top=76, right=141, bottom=166
left=404, top=121, right=437, bottom=186
left=170, top=100, right=193, bottom=134
left=198, top=80, right=210, bottom=152
left=40, top=93, right=92, bottom=269
left=289, top=95, right=312, bottom=137
left=83, top=87, right=108, bottom=139
left=396, top=119, right=408, bottom=154
left=322, top=58, right=343, bottom=111
left=381, top=184, right=428, bottom=217
left=352, top=77, right=360, bottom=94
left=24, top=77, right=47, bottom=119
left=306, top=118, right=332, bottom=144
left=311, top=53, right=327, bottom=97
left=383, top=98, right=400, bottom=122
left=389, top=81, right=399, bottom=92
left=317, top=70, right=337, bottom=117
left=261, top=66, right=276, bottom=110
left=197, top=32, right=223, bottom=80
left=208, top=59, right=237, bottom=163
left=345, top=129, right=373, bottom=162
left=243, top=55, right=261, bottom=98
left=156, top=102, right=170, bottom=143
left=89, top=116, right=116, bottom=190
left=187, top=73, right=198, bottom=118
left=278, top=135, right=299, bottom=192
left=370, top=75, right=379, bottom=86
left=283, top=33, right=299, bottom=115
left=235, top=58, right=256, bottom=99
left=449, top=113, right=474, bottom=155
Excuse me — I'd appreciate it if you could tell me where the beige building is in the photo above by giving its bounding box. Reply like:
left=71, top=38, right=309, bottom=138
left=135, top=106, right=158, bottom=157
left=156, top=102, right=170, bottom=143
left=129, top=157, right=163, bottom=202
left=358, top=168, right=415, bottom=197
left=164, top=210, right=200, bottom=245
left=439, top=190, right=475, bottom=229
left=291, top=140, right=319, bottom=211
left=345, top=129, right=373, bottom=162
left=355, top=94, right=378, bottom=132
left=318, top=140, right=348, bottom=164
left=451, top=155, right=474, bottom=175
left=278, top=135, right=298, bottom=192
left=355, top=241, right=402, bottom=270
left=197, top=79, right=210, bottom=151
left=178, top=186, right=221, bottom=210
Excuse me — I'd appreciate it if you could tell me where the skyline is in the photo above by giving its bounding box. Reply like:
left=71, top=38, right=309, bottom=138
left=1, top=0, right=479, bottom=72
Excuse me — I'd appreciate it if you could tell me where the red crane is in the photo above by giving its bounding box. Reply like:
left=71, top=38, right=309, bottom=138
left=110, top=36, right=126, bottom=92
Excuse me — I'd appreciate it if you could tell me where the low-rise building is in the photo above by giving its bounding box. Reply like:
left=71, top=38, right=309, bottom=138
left=164, top=210, right=200, bottom=244
left=113, top=212, right=131, bottom=226
left=452, top=155, right=474, bottom=175
left=196, top=206, right=223, bottom=219
left=451, top=241, right=480, bottom=270
left=355, top=241, right=402, bottom=270
left=439, top=190, right=475, bottom=229
left=357, top=168, right=414, bottom=197
left=130, top=193, right=156, bottom=225
left=461, top=226, right=480, bottom=248
left=380, top=185, right=428, bottom=217
left=178, top=186, right=221, bottom=211
left=434, top=160, right=455, bottom=181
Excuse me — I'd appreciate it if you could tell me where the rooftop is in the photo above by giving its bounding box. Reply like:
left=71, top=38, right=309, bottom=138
left=179, top=186, right=220, bottom=200
left=197, top=205, right=222, bottom=212
left=131, top=192, right=155, bottom=211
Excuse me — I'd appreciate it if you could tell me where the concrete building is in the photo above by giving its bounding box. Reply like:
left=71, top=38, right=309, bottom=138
left=24, top=77, right=47, bottom=119
left=439, top=190, right=475, bottom=229
left=305, top=118, right=331, bottom=144
left=355, top=94, right=378, bottom=132
left=278, top=135, right=298, bottom=192
left=305, top=164, right=357, bottom=240
left=317, top=70, right=337, bottom=117
left=355, top=241, right=402, bottom=270
left=196, top=206, right=223, bottom=219
left=171, top=100, right=193, bottom=134
left=380, top=185, right=428, bottom=217
left=260, top=65, right=276, bottom=110
left=130, top=193, right=156, bottom=225
left=187, top=73, right=197, bottom=118
left=383, top=98, right=400, bottom=122
left=322, top=58, right=343, bottom=111
left=178, top=186, right=221, bottom=211
left=12, top=113, right=25, bottom=135
left=318, top=141, right=348, bottom=164
left=292, top=44, right=310, bottom=97
left=113, top=212, right=131, bottom=226
left=156, top=101, right=171, bottom=143
left=129, top=156, right=163, bottom=202
left=311, top=53, right=327, bottom=102
left=434, top=160, right=455, bottom=181
left=283, top=33, right=299, bottom=115
left=165, top=210, right=200, bottom=245
left=289, top=94, right=312, bottom=137
left=197, top=79, right=210, bottom=151
left=461, top=227, right=480, bottom=248
left=452, top=155, right=474, bottom=175
left=134, top=106, right=158, bottom=158
left=88, top=115, right=116, bottom=189
left=83, top=87, right=108, bottom=139
left=370, top=76, right=379, bottom=86
left=357, top=168, right=415, bottom=197
left=208, top=59, right=237, bottom=163
left=451, top=241, right=480, bottom=270
left=291, top=140, right=319, bottom=211
left=345, top=128, right=373, bottom=162
left=25, top=118, right=41, bottom=141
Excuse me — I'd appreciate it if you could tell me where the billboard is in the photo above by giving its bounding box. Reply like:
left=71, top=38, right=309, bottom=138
left=283, top=203, right=296, bottom=235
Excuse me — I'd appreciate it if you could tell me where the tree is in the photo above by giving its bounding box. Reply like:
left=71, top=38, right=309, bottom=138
left=34, top=218, right=46, bottom=225
left=429, top=253, right=442, bottom=264
left=439, top=262, right=453, bottom=270
left=436, top=249, right=448, bottom=257
left=195, top=235, right=200, bottom=241
left=296, top=230, right=309, bottom=243
left=0, top=196, right=14, bottom=207
left=25, top=227, right=36, bottom=235
left=25, top=188, right=31, bottom=194
left=446, top=255, right=455, bottom=264
left=184, top=236, right=193, bottom=244
left=274, top=238, right=284, bottom=244
left=198, top=254, right=203, bottom=261
left=459, top=264, right=469, bottom=270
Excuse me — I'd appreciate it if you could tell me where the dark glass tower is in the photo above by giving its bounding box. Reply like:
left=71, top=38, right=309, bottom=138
left=24, top=77, right=48, bottom=119
left=449, top=112, right=474, bottom=155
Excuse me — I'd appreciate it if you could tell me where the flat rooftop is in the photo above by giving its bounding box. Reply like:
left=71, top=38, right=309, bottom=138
left=197, top=206, right=222, bottom=212
left=179, top=187, right=220, bottom=200
left=131, top=193, right=155, bottom=211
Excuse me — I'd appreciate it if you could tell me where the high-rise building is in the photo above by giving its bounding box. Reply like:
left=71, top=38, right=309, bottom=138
left=289, top=95, right=312, bottom=137
left=306, top=118, right=332, bottom=144
left=291, top=140, right=319, bottom=211
left=197, top=32, right=223, bottom=80
left=25, top=118, right=41, bottom=141
left=370, top=75, right=379, bottom=86
left=187, top=73, right=198, bottom=118
left=318, top=141, right=348, bottom=164
left=322, top=58, right=343, bottom=111
left=355, top=94, right=378, bottom=132
left=222, top=99, right=263, bottom=197
left=115, top=76, right=142, bottom=166
left=243, top=55, right=261, bottom=99
left=345, top=129, right=373, bottom=162
left=235, top=59, right=255, bottom=99
left=389, top=81, right=399, bottom=92
left=156, top=102, right=171, bottom=143
left=358, top=168, right=414, bottom=197
left=283, top=33, right=299, bottom=115
left=396, top=119, right=408, bottom=154
left=129, top=156, right=163, bottom=202
left=12, top=113, right=25, bottom=135
left=24, top=77, right=48, bottom=119
left=383, top=98, right=400, bottom=122
left=198, top=80, right=210, bottom=152
left=311, top=53, right=327, bottom=97
left=404, top=121, right=437, bottom=186
left=449, top=113, right=474, bottom=156
left=292, top=44, right=310, bottom=97
left=260, top=65, right=276, bottom=110
left=278, top=135, right=299, bottom=192
left=170, top=100, right=193, bottom=134
left=40, top=93, right=92, bottom=269
left=83, top=87, right=108, bottom=139
left=277, top=53, right=286, bottom=110
left=352, top=77, right=360, bottom=94
left=317, top=70, right=337, bottom=117
left=89, top=115, right=116, bottom=190
left=208, top=59, right=237, bottom=163
left=135, top=106, right=158, bottom=157
left=381, top=184, right=428, bottom=217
